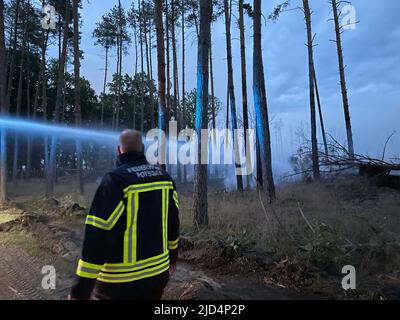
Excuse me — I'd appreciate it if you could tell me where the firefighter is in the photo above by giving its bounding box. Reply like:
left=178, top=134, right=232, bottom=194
left=68, top=130, right=180, bottom=300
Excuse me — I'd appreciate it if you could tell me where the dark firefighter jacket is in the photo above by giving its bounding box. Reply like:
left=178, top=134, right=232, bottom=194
left=70, top=151, right=180, bottom=300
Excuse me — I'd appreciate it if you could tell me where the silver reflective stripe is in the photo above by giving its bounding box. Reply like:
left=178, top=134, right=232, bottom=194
left=78, top=267, right=100, bottom=275
left=99, top=262, right=169, bottom=282
left=104, top=254, right=169, bottom=271
left=125, top=183, right=173, bottom=193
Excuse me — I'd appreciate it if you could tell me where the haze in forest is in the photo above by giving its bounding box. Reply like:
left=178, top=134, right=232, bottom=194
left=73, top=0, right=400, bottom=172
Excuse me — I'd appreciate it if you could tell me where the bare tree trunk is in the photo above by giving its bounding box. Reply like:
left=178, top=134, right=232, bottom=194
left=224, top=0, right=243, bottom=191
left=146, top=14, right=155, bottom=129
left=303, top=0, right=320, bottom=180
left=132, top=3, right=138, bottom=129
left=144, top=11, right=151, bottom=127
left=25, top=4, right=32, bottom=181
left=155, top=0, right=166, bottom=170
left=331, top=0, right=354, bottom=156
left=0, top=0, right=8, bottom=204
left=47, top=0, right=70, bottom=199
left=115, top=0, right=123, bottom=131
left=6, top=0, right=21, bottom=112
left=193, top=0, right=212, bottom=228
left=171, top=0, right=181, bottom=181
left=165, top=0, right=171, bottom=117
left=139, top=0, right=145, bottom=132
left=12, top=10, right=27, bottom=187
left=313, top=65, right=329, bottom=158
left=253, top=0, right=276, bottom=202
left=210, top=39, right=216, bottom=130
left=101, top=46, right=108, bottom=127
left=181, top=0, right=187, bottom=183
left=27, top=70, right=40, bottom=182
left=149, top=18, right=157, bottom=128
left=238, top=0, right=251, bottom=188
left=134, top=3, right=138, bottom=75
left=171, top=0, right=179, bottom=122
left=73, top=0, right=84, bottom=195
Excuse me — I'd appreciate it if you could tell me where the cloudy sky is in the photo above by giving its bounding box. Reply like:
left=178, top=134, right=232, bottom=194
left=73, top=0, right=399, bottom=171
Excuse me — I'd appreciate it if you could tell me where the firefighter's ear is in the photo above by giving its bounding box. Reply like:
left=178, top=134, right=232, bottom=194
left=117, top=146, right=122, bottom=155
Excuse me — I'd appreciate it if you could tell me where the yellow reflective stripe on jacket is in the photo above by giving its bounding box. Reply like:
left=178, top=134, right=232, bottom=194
left=97, top=260, right=170, bottom=283
left=76, top=260, right=104, bottom=279
left=168, top=238, right=180, bottom=250
left=123, top=181, right=173, bottom=194
left=85, top=201, right=125, bottom=231
left=102, top=252, right=169, bottom=273
left=173, top=190, right=179, bottom=209
left=163, top=189, right=169, bottom=253
left=124, top=193, right=138, bottom=264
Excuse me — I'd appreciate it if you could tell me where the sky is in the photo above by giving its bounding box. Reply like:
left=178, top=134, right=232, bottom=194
left=73, top=0, right=400, bottom=173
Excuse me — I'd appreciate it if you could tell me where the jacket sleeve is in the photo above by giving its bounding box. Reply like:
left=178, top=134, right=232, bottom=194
left=70, top=173, right=125, bottom=300
left=168, top=184, right=180, bottom=264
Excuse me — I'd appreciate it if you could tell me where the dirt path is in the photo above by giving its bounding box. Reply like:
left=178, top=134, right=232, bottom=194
left=0, top=232, right=301, bottom=300
left=0, top=237, right=301, bottom=300
left=0, top=239, right=69, bottom=300
left=0, top=200, right=305, bottom=300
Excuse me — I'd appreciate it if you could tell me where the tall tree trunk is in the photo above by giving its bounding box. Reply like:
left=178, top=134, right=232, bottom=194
left=149, top=17, right=157, bottom=128
left=27, top=70, right=40, bottom=182
left=209, top=35, right=218, bottom=178
left=155, top=0, right=166, bottom=170
left=238, top=0, right=251, bottom=188
left=303, top=0, right=320, bottom=179
left=41, top=0, right=49, bottom=179
left=134, top=3, right=138, bottom=76
left=132, top=3, right=138, bottom=129
left=313, top=65, right=329, bottom=158
left=181, top=0, right=187, bottom=183
left=26, top=35, right=32, bottom=181
left=6, top=0, right=21, bottom=112
left=165, top=0, right=170, bottom=117
left=224, top=0, right=243, bottom=191
left=139, top=0, right=145, bottom=132
left=115, top=0, right=123, bottom=131
left=12, top=13, right=27, bottom=187
left=171, top=0, right=179, bottom=122
left=331, top=0, right=354, bottom=156
left=0, top=0, right=8, bottom=204
left=47, top=0, right=70, bottom=199
left=171, top=0, right=181, bottom=181
left=209, top=41, right=216, bottom=131
left=101, top=46, right=108, bottom=127
left=41, top=20, right=49, bottom=182
left=193, top=0, right=212, bottom=228
left=253, top=0, right=276, bottom=202
left=73, top=0, right=84, bottom=195
left=146, top=14, right=155, bottom=129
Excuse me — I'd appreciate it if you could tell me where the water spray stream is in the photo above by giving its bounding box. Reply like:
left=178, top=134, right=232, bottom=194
left=0, top=117, right=119, bottom=144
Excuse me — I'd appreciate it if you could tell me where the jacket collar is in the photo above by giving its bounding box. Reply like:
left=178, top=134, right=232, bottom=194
left=117, top=151, right=147, bottom=167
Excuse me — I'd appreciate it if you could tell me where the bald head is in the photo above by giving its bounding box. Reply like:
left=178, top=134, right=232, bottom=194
left=119, top=130, right=144, bottom=154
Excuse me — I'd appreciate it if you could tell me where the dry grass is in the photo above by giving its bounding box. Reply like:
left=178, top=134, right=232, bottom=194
left=179, top=176, right=400, bottom=298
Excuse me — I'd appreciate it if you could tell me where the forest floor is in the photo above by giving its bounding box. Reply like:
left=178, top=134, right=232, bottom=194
left=0, top=175, right=399, bottom=300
